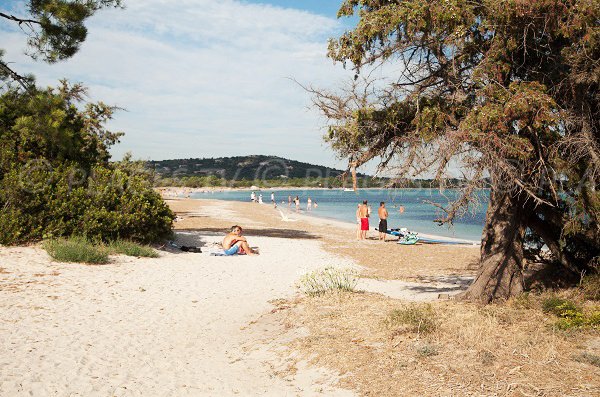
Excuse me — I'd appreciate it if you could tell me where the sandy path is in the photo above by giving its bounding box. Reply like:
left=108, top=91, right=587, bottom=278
left=0, top=236, right=354, bottom=396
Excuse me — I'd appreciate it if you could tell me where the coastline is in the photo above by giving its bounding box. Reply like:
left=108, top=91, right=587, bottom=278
left=168, top=198, right=481, bottom=281
left=3, top=197, right=595, bottom=396
left=174, top=195, right=482, bottom=245
left=0, top=197, right=478, bottom=396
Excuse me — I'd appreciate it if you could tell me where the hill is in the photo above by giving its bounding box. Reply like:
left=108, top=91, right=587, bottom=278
left=147, top=155, right=367, bottom=180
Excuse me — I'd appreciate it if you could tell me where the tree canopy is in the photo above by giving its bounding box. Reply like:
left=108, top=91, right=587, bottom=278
left=0, top=0, right=123, bottom=88
left=316, top=0, right=599, bottom=301
left=0, top=1, right=174, bottom=244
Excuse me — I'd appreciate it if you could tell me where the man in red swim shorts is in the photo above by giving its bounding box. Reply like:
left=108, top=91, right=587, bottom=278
left=359, top=200, right=369, bottom=240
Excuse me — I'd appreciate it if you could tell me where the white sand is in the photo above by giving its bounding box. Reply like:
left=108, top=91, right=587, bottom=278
left=0, top=200, right=475, bottom=396
left=0, top=235, right=355, bottom=396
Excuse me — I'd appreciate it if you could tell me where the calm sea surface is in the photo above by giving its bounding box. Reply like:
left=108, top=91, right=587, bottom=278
left=191, top=188, right=489, bottom=241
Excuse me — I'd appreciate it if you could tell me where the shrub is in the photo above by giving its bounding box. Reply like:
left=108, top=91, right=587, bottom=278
left=0, top=164, right=174, bottom=245
left=298, top=267, right=359, bottom=296
left=0, top=86, right=174, bottom=246
left=384, top=304, right=438, bottom=335
left=43, top=237, right=109, bottom=264
left=541, top=296, right=580, bottom=317
left=586, top=311, right=600, bottom=327
left=109, top=240, right=158, bottom=258
left=542, top=295, right=599, bottom=330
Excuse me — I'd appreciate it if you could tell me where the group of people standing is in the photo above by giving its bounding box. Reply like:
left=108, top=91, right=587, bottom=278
left=250, top=191, right=317, bottom=212
left=287, top=195, right=317, bottom=212
left=356, top=200, right=389, bottom=241
left=250, top=191, right=279, bottom=208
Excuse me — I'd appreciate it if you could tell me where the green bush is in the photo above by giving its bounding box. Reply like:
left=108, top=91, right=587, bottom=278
left=0, top=85, right=174, bottom=246
left=586, top=311, right=600, bottom=327
left=43, top=237, right=109, bottom=264
left=384, top=304, right=439, bottom=335
left=109, top=240, right=158, bottom=258
left=298, top=267, right=359, bottom=296
left=541, top=296, right=580, bottom=317
left=0, top=164, right=174, bottom=245
left=542, top=295, right=599, bottom=330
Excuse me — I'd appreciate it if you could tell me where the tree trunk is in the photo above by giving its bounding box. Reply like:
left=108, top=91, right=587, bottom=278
left=460, top=189, right=528, bottom=303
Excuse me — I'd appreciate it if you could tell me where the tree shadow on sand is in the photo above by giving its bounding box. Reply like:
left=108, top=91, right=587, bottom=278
left=176, top=227, right=321, bottom=241
left=404, top=275, right=475, bottom=294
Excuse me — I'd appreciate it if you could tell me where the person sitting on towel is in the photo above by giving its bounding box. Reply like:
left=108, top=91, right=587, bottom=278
left=222, top=225, right=258, bottom=256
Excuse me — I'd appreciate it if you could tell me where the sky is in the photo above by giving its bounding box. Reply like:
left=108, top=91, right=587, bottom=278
left=0, top=0, right=379, bottom=170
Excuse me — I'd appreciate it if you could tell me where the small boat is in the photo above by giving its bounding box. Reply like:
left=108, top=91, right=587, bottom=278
left=343, top=188, right=355, bottom=192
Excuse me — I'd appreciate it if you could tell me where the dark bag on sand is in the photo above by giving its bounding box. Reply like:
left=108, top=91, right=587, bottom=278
left=180, top=245, right=202, bottom=253
left=168, top=241, right=202, bottom=253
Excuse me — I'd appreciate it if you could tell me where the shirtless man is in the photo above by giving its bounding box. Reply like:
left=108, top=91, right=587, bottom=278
left=378, top=201, right=388, bottom=241
left=358, top=200, right=369, bottom=240
left=355, top=203, right=362, bottom=240
left=222, top=225, right=258, bottom=255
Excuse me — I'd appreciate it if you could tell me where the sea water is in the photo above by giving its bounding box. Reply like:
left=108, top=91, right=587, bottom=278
left=191, top=188, right=488, bottom=241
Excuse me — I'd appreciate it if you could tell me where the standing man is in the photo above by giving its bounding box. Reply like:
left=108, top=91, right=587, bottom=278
left=271, top=192, right=277, bottom=208
left=359, top=200, right=369, bottom=240
left=251, top=191, right=256, bottom=202
left=288, top=195, right=292, bottom=207
left=378, top=202, right=388, bottom=241
left=355, top=203, right=362, bottom=240
left=294, top=196, right=300, bottom=212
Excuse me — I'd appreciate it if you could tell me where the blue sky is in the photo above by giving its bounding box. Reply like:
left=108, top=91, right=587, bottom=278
left=0, top=1, right=370, bottom=170
left=248, top=1, right=345, bottom=17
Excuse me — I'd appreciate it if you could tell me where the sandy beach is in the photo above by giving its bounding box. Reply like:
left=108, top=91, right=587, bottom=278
left=0, top=198, right=482, bottom=396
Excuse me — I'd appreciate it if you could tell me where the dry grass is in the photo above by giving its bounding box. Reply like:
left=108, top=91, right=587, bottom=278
left=322, top=237, right=480, bottom=281
left=276, top=292, right=600, bottom=396
left=167, top=198, right=599, bottom=395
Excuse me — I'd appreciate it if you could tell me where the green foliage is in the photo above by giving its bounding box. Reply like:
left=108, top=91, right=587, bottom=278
left=318, top=0, right=600, bottom=298
left=0, top=163, right=173, bottom=245
left=541, top=296, right=580, bottom=317
left=0, top=83, right=122, bottom=173
left=2, top=1, right=123, bottom=64
left=108, top=240, right=158, bottom=258
left=147, top=155, right=354, bottom=181
left=1, top=1, right=123, bottom=90
left=297, top=267, right=359, bottom=296
left=384, top=304, right=439, bottom=335
left=541, top=296, right=599, bottom=330
left=43, top=236, right=159, bottom=263
left=0, top=85, right=174, bottom=245
left=43, top=236, right=109, bottom=264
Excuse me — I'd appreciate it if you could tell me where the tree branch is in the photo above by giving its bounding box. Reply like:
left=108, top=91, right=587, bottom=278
left=0, top=11, right=41, bottom=26
left=0, top=60, right=32, bottom=90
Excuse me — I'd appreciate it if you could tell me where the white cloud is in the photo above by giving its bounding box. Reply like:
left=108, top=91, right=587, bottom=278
left=1, top=0, right=357, bottom=169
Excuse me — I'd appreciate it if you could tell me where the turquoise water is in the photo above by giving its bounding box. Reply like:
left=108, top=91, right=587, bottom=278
left=192, top=188, right=488, bottom=241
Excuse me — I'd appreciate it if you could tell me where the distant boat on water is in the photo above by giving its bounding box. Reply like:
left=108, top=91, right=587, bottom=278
left=343, top=188, right=355, bottom=192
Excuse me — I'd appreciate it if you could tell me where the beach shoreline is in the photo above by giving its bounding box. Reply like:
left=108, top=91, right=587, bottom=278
left=174, top=196, right=482, bottom=245
left=1, top=197, right=480, bottom=396
left=168, top=198, right=481, bottom=282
